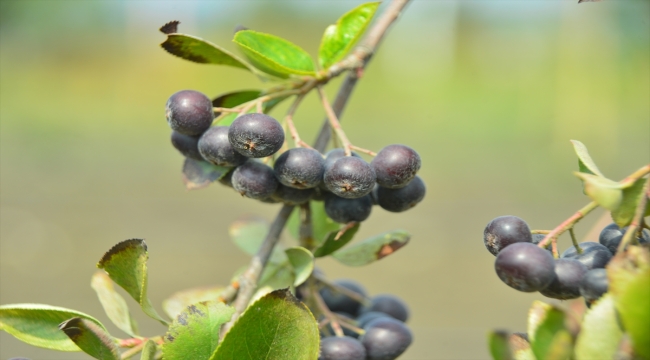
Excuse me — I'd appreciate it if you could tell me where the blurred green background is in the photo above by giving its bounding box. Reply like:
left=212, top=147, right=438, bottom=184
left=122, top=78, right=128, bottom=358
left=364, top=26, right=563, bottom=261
left=1, top=1, right=648, bottom=359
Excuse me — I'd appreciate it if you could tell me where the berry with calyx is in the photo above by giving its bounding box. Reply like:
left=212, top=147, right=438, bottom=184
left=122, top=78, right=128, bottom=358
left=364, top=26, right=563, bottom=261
left=274, top=148, right=325, bottom=189
left=371, top=144, right=421, bottom=189
left=484, top=215, right=533, bottom=256
left=580, top=268, right=608, bottom=306
left=165, top=90, right=214, bottom=136
left=598, top=223, right=650, bottom=254
left=361, top=294, right=409, bottom=323
left=361, top=317, right=413, bottom=360
left=539, top=258, right=588, bottom=300
left=198, top=126, right=247, bottom=167
left=270, top=185, right=314, bottom=205
left=320, top=279, right=367, bottom=317
left=231, top=160, right=278, bottom=199
left=494, top=242, right=555, bottom=292
left=319, top=336, right=366, bottom=360
left=376, top=176, right=425, bottom=212
left=228, top=113, right=284, bottom=158
left=171, top=131, right=203, bottom=161
left=324, top=193, right=373, bottom=224
left=324, top=148, right=361, bottom=169
left=561, top=241, right=612, bottom=270
left=324, top=157, right=376, bottom=199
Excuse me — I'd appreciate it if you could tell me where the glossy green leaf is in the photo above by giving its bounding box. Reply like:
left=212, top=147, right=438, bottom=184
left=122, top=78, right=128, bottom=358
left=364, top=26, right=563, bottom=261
left=285, top=247, right=314, bottom=286
left=233, top=30, right=315, bottom=78
left=140, top=340, right=158, bottom=360
left=313, top=223, right=360, bottom=257
left=488, top=331, right=513, bottom=360
left=574, top=294, right=623, bottom=359
left=212, top=90, right=261, bottom=118
left=162, top=285, right=225, bottom=320
left=59, top=317, right=119, bottom=360
left=182, top=158, right=231, bottom=190
left=0, top=304, right=106, bottom=351
left=287, top=202, right=340, bottom=248
left=91, top=271, right=139, bottom=337
left=162, top=301, right=235, bottom=360
left=332, top=230, right=410, bottom=266
left=571, top=140, right=604, bottom=177
left=530, top=304, right=572, bottom=360
left=97, top=239, right=168, bottom=325
left=611, top=178, right=646, bottom=228
left=318, top=2, right=380, bottom=69
left=574, top=172, right=623, bottom=211
left=210, top=289, right=319, bottom=360
left=229, top=217, right=287, bottom=264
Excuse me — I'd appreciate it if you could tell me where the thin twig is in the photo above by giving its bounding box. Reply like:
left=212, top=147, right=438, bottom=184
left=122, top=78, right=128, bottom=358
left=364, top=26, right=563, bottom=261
left=619, top=164, right=650, bottom=188
left=569, top=228, right=582, bottom=254
left=299, top=202, right=316, bottom=251
left=317, top=86, right=354, bottom=156
left=314, top=273, right=370, bottom=306
left=349, top=145, right=377, bottom=157
left=313, top=291, right=344, bottom=337
left=285, top=92, right=313, bottom=149
left=537, top=202, right=599, bottom=250
left=616, top=176, right=650, bottom=254
left=531, top=230, right=551, bottom=234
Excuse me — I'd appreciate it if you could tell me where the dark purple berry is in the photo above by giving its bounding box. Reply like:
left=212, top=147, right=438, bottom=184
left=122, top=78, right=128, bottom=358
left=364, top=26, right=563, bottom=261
left=376, top=176, right=425, bottom=212
left=361, top=317, right=412, bottom=360
left=484, top=215, right=533, bottom=256
left=371, top=144, right=421, bottom=189
left=320, top=279, right=367, bottom=317
left=361, top=294, right=409, bottom=323
left=171, top=131, right=203, bottom=161
left=561, top=242, right=612, bottom=270
left=273, top=148, right=325, bottom=189
left=494, top=242, right=555, bottom=292
left=228, top=113, right=284, bottom=158
left=540, top=258, right=588, bottom=300
left=580, top=268, right=608, bottom=305
left=165, top=90, right=214, bottom=136
left=324, top=148, right=361, bottom=169
left=231, top=160, right=278, bottom=199
left=324, top=193, right=372, bottom=224
left=198, top=126, right=247, bottom=167
left=319, top=336, right=366, bottom=360
left=324, top=157, right=376, bottom=199
left=270, top=185, right=314, bottom=205
left=599, top=223, right=650, bottom=254
left=356, top=312, right=391, bottom=328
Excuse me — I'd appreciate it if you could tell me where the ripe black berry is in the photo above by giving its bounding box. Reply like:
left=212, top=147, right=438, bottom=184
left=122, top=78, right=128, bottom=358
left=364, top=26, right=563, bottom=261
left=324, top=193, right=373, bottom=224
left=171, top=131, right=203, bottom=161
left=579, top=268, right=608, bottom=305
left=484, top=215, right=533, bottom=256
left=165, top=90, right=214, bottom=136
left=324, top=148, right=361, bottom=169
left=320, top=279, right=367, bottom=317
left=231, top=160, right=278, bottom=199
left=376, top=176, right=425, bottom=212
left=198, top=126, right=247, bottom=167
left=361, top=317, right=413, bottom=360
left=273, top=148, right=325, bottom=189
left=539, top=258, right=588, bottom=300
left=319, top=336, right=366, bottom=360
left=324, top=157, right=376, bottom=199
left=598, top=223, right=650, bottom=254
left=361, top=294, right=409, bottom=323
left=371, top=144, right=421, bottom=189
left=271, top=185, right=314, bottom=205
left=561, top=242, right=612, bottom=270
left=494, top=242, right=555, bottom=292
left=228, top=113, right=284, bottom=158
left=356, top=311, right=391, bottom=329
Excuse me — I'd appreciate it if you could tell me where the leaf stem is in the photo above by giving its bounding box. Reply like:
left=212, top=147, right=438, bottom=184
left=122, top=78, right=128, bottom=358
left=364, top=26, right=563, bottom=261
left=619, top=164, right=650, bottom=188
left=616, top=176, right=650, bottom=254
left=120, top=341, right=146, bottom=359
left=569, top=228, right=582, bottom=254
left=537, top=201, right=599, bottom=250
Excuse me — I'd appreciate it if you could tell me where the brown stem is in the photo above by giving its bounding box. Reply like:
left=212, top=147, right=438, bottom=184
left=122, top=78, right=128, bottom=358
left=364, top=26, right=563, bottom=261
left=537, top=201, right=599, bottom=249
left=531, top=230, right=551, bottom=234
left=299, top=202, right=315, bottom=251
left=317, top=86, right=354, bottom=156
left=619, top=164, right=650, bottom=187
left=120, top=341, right=147, bottom=359
left=313, top=291, right=344, bottom=337
left=616, top=176, right=650, bottom=253
left=349, top=145, right=377, bottom=157
left=314, top=272, right=370, bottom=306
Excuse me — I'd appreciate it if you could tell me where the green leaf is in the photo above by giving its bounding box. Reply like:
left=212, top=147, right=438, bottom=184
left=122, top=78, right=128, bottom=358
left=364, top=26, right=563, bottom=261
left=571, top=140, right=605, bottom=177
left=285, top=247, right=314, bottom=286
left=162, top=285, right=225, bottom=320
left=140, top=340, right=158, bottom=360
left=608, top=245, right=650, bottom=359
left=229, top=217, right=287, bottom=264
left=574, top=294, right=623, bottom=359
left=0, top=304, right=106, bottom=351
left=91, top=271, right=139, bottom=337
left=318, top=2, right=380, bottom=69
left=611, top=178, right=646, bottom=228
left=530, top=304, right=572, bottom=360
left=212, top=90, right=261, bottom=118
left=313, top=223, right=360, bottom=258
left=162, top=301, right=235, bottom=360
left=509, top=333, right=535, bottom=360
left=287, top=202, right=340, bottom=248
left=233, top=30, right=316, bottom=79
left=59, top=317, right=120, bottom=360
left=182, top=158, right=231, bottom=190
left=254, top=261, right=295, bottom=302
left=97, top=239, right=168, bottom=325
left=331, top=230, right=410, bottom=266
left=210, top=289, right=319, bottom=360
left=527, top=301, right=552, bottom=344
left=574, top=172, right=623, bottom=211
left=488, top=330, right=513, bottom=360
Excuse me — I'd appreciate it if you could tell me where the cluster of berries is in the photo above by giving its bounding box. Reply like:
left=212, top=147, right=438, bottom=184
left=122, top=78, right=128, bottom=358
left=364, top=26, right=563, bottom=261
left=483, top=215, right=649, bottom=305
left=166, top=90, right=426, bottom=223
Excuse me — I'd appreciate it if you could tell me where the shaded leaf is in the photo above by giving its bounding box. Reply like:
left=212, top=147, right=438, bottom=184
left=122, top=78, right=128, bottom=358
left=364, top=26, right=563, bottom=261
left=332, top=230, right=410, bottom=267
left=182, top=158, right=230, bottom=190
left=611, top=178, right=646, bottom=228
left=318, top=2, right=380, bottom=69
left=254, top=261, right=295, bottom=302
left=59, top=317, right=119, bottom=360
left=574, top=172, right=623, bottom=211
left=140, top=340, right=158, bottom=360
left=163, top=285, right=225, bottom=320
left=287, top=202, right=340, bottom=248
left=97, top=239, right=168, bottom=325
left=229, top=217, right=287, bottom=264
left=233, top=30, right=315, bottom=79
left=285, top=247, right=314, bottom=286
left=488, top=330, right=513, bottom=360
left=210, top=289, right=319, bottom=360
left=0, top=304, right=105, bottom=351
left=527, top=301, right=552, bottom=344
left=162, top=301, right=234, bottom=360
left=530, top=305, right=572, bottom=360
left=574, top=294, right=623, bottom=359
left=571, top=140, right=604, bottom=177
left=91, top=271, right=139, bottom=337
left=313, top=223, right=360, bottom=257
left=212, top=90, right=261, bottom=118
left=509, top=333, right=535, bottom=360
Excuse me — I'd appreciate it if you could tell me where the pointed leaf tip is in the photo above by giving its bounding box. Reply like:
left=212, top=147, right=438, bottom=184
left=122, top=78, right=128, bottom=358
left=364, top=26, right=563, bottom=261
left=97, top=239, right=146, bottom=269
left=160, top=21, right=180, bottom=34
left=571, top=140, right=605, bottom=177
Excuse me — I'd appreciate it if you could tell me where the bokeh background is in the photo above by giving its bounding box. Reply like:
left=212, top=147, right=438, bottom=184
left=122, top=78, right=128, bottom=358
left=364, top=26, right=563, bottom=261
left=1, top=1, right=648, bottom=359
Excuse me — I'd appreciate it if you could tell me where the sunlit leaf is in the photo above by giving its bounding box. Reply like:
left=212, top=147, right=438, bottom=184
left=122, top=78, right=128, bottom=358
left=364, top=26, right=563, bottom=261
left=91, top=271, right=138, bottom=337
left=59, top=317, right=119, bottom=360
left=611, top=178, right=646, bottom=228
left=212, top=90, right=261, bottom=117
left=254, top=261, right=295, bottom=302
left=574, top=172, right=623, bottom=211
left=488, top=330, right=513, bottom=360
left=285, top=247, right=314, bottom=286
left=571, top=140, right=604, bottom=177
left=140, top=339, right=158, bottom=360
left=182, top=158, right=231, bottom=190
left=530, top=305, right=572, bottom=360
left=313, top=223, right=360, bottom=257
left=574, top=294, right=623, bottom=359
left=287, top=202, right=340, bottom=248
left=332, top=230, right=410, bottom=266
left=229, top=217, right=287, bottom=264
left=162, top=285, right=225, bottom=320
